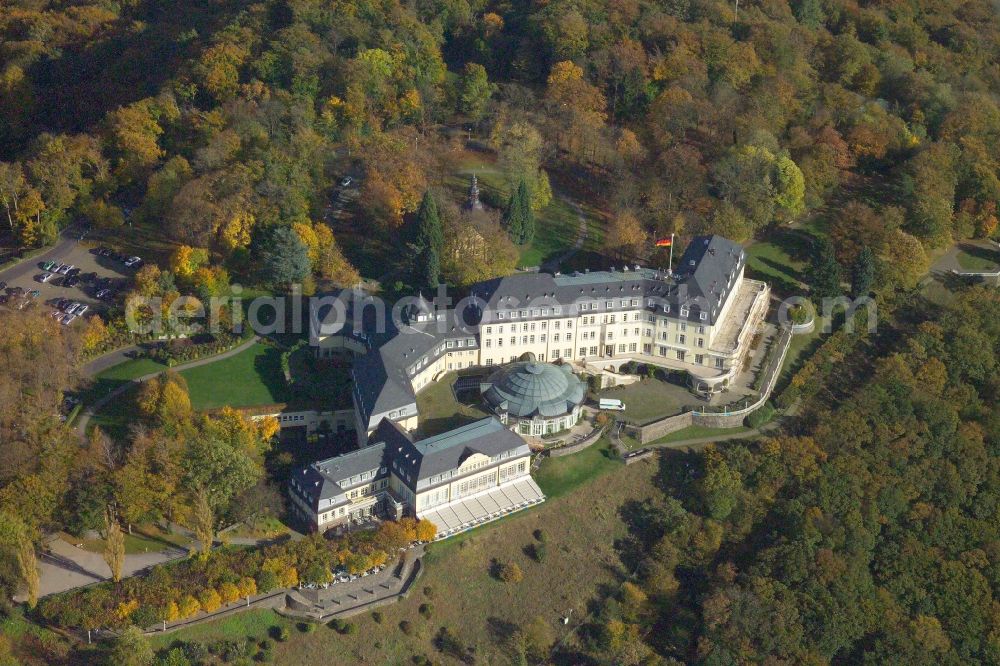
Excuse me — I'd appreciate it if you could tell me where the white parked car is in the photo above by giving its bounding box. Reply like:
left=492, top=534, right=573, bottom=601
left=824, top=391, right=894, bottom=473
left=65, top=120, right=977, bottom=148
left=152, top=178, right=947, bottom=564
left=60, top=314, right=77, bottom=326
left=75, top=304, right=89, bottom=315
left=124, top=256, right=142, bottom=267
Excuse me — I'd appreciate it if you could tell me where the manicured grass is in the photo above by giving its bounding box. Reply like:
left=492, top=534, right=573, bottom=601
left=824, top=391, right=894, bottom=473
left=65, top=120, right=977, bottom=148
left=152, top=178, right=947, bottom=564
left=414, top=372, right=490, bottom=436
left=179, top=342, right=289, bottom=410
left=744, top=227, right=816, bottom=296
left=533, top=439, right=621, bottom=498
left=599, top=378, right=702, bottom=424
left=78, top=357, right=168, bottom=407
left=955, top=247, right=999, bottom=271
left=155, top=442, right=654, bottom=664
left=517, top=196, right=583, bottom=268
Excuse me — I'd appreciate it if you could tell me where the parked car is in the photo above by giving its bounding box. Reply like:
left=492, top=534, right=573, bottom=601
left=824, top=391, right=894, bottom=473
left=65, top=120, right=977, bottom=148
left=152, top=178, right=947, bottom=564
left=340, top=176, right=353, bottom=187
left=37, top=273, right=53, bottom=283
left=58, top=264, right=73, bottom=274
left=75, top=304, right=89, bottom=315
left=96, top=289, right=112, bottom=300
left=0, top=281, right=6, bottom=292
left=124, top=256, right=142, bottom=268
left=27, top=289, right=39, bottom=299
left=41, top=261, right=55, bottom=271
left=60, top=314, right=77, bottom=326
left=64, top=276, right=81, bottom=288
left=67, top=267, right=81, bottom=277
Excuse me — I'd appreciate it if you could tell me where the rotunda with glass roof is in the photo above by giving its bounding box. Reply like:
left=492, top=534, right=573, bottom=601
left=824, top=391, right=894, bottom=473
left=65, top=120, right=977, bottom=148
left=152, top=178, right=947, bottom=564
left=480, top=354, right=586, bottom=436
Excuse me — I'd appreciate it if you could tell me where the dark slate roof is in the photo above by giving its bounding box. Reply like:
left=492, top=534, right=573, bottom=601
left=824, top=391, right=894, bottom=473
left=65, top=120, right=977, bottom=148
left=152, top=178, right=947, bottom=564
left=352, top=348, right=417, bottom=428
left=291, top=442, right=388, bottom=511
left=380, top=417, right=529, bottom=483
left=469, top=235, right=744, bottom=326
left=482, top=361, right=585, bottom=418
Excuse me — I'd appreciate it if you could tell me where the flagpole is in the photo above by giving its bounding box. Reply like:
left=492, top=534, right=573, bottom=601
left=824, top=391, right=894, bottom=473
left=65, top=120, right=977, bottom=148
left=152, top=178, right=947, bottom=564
left=668, top=233, right=675, bottom=275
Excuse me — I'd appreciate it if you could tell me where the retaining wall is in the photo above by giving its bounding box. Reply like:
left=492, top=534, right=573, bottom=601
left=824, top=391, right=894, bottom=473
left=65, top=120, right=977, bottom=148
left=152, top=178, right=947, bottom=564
left=548, top=426, right=605, bottom=457
left=625, top=326, right=793, bottom=443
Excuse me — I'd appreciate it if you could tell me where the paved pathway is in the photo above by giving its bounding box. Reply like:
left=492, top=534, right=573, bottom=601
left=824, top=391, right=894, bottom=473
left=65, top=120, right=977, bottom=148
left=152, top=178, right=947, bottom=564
left=0, top=228, right=81, bottom=286
left=35, top=536, right=190, bottom=598
left=75, top=335, right=261, bottom=435
left=81, top=344, right=147, bottom=378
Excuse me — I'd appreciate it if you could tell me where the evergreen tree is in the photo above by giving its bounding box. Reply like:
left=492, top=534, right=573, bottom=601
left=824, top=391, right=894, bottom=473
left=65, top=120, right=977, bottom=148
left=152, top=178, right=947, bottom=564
left=851, top=246, right=876, bottom=297
left=807, top=236, right=843, bottom=300
left=260, top=225, right=311, bottom=289
left=504, top=179, right=535, bottom=245
left=793, top=0, right=824, bottom=29
left=415, top=190, right=443, bottom=289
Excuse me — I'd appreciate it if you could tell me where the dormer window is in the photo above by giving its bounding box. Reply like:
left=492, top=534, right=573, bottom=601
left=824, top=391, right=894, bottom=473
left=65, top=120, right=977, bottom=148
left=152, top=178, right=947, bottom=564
left=699, top=312, right=707, bottom=321
left=680, top=308, right=689, bottom=317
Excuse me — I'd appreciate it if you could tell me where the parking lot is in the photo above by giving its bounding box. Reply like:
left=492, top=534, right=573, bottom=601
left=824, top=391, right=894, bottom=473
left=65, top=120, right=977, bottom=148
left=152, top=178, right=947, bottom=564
left=0, top=233, right=137, bottom=326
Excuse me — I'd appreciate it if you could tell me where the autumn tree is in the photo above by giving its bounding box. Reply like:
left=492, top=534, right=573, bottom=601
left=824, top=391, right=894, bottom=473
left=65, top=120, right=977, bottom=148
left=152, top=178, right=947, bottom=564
left=605, top=209, right=647, bottom=261
left=457, top=63, right=493, bottom=122
left=103, top=506, right=125, bottom=583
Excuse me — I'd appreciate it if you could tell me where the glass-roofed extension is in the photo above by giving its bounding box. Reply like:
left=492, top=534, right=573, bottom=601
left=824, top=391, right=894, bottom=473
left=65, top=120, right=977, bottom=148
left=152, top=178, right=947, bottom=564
left=480, top=355, right=586, bottom=436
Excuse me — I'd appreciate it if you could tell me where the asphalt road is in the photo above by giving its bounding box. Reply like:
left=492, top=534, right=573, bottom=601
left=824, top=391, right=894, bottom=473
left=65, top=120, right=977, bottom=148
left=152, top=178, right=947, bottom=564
left=0, top=229, right=81, bottom=287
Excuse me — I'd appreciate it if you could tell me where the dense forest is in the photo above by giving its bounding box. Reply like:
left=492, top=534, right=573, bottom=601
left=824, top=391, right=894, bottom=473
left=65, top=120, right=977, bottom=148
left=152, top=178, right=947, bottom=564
left=2, top=0, right=999, bottom=290
left=579, top=287, right=1000, bottom=664
left=1, top=0, right=1000, bottom=663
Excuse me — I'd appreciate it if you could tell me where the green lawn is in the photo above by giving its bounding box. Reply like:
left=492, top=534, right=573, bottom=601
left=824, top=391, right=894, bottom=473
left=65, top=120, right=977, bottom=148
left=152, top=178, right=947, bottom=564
left=955, top=247, right=999, bottom=271
left=517, top=196, right=583, bottom=268
left=414, top=372, right=490, bottom=436
left=599, top=378, right=702, bottom=424
left=744, top=227, right=816, bottom=296
left=78, top=357, right=168, bottom=408
left=533, top=439, right=621, bottom=499
left=179, top=342, right=289, bottom=410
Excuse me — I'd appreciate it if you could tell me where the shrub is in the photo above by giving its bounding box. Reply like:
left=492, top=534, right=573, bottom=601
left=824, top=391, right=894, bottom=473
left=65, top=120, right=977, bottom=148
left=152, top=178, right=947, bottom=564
left=533, top=529, right=546, bottom=542
left=497, top=562, right=523, bottom=583
left=130, top=604, right=158, bottom=629
left=343, top=623, right=357, bottom=635
left=372, top=611, right=383, bottom=624
left=328, top=618, right=346, bottom=632
left=419, top=603, right=433, bottom=619
left=530, top=543, right=547, bottom=563
left=298, top=622, right=316, bottom=633
left=218, top=582, right=240, bottom=605
left=412, top=656, right=431, bottom=666
left=273, top=626, right=289, bottom=642
left=400, top=620, right=414, bottom=635
left=255, top=570, right=279, bottom=594
left=237, top=577, right=257, bottom=598
left=745, top=402, right=776, bottom=429
left=198, top=588, right=222, bottom=614
left=423, top=586, right=434, bottom=598
left=178, top=595, right=200, bottom=618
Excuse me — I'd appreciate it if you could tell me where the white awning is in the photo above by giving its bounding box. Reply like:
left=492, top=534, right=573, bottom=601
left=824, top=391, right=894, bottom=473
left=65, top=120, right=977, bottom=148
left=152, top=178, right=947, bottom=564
left=419, top=477, right=545, bottom=538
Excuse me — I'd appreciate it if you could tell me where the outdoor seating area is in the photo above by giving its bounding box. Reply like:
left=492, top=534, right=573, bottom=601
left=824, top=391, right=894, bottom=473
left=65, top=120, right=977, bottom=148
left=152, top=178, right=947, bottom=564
left=420, top=477, right=546, bottom=539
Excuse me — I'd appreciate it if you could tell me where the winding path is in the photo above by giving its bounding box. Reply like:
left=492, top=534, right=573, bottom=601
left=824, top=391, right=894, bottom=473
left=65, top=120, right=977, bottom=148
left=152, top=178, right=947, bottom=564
left=75, top=335, right=261, bottom=436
